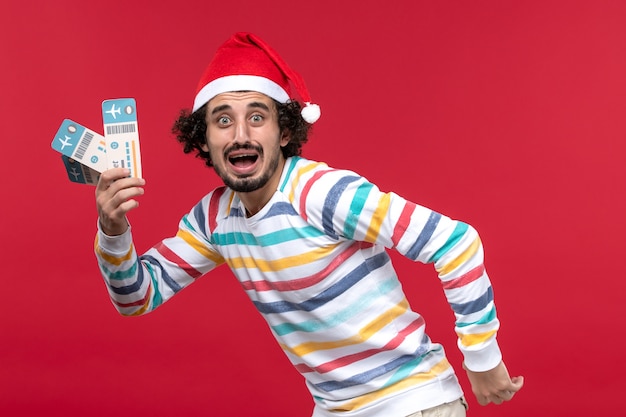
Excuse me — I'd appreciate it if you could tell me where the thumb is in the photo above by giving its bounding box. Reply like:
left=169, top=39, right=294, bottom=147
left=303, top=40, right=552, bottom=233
left=510, top=375, right=525, bottom=392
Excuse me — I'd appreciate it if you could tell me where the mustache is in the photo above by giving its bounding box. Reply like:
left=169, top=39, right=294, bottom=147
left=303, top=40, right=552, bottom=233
left=223, top=143, right=263, bottom=157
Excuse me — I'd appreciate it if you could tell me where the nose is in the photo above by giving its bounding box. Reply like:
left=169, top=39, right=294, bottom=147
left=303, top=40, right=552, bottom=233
left=232, top=120, right=250, bottom=144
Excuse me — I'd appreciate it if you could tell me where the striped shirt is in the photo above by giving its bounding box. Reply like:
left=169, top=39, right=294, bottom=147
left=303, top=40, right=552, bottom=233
left=95, top=156, right=502, bottom=417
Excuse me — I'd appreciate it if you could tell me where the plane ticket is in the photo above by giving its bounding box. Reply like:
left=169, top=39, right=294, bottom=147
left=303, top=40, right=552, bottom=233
left=51, top=119, right=108, bottom=173
left=60, top=154, right=101, bottom=185
left=102, top=98, right=142, bottom=178
left=51, top=97, right=143, bottom=186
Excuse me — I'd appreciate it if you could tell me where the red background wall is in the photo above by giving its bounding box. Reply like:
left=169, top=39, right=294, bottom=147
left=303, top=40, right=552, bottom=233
left=2, top=1, right=625, bottom=416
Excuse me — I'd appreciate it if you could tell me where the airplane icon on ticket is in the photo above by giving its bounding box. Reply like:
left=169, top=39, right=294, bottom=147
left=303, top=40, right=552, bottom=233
left=105, top=103, right=121, bottom=119
left=58, top=135, right=73, bottom=150
left=69, top=166, right=81, bottom=181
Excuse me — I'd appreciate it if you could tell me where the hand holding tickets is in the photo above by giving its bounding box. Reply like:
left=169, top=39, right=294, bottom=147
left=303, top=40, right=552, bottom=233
left=51, top=98, right=143, bottom=185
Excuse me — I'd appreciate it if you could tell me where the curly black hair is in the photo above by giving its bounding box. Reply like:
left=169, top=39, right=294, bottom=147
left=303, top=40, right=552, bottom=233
left=172, top=99, right=311, bottom=167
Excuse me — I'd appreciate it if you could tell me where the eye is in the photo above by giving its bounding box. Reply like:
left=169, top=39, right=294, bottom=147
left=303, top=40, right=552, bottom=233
left=217, top=116, right=231, bottom=125
left=250, top=114, right=264, bottom=123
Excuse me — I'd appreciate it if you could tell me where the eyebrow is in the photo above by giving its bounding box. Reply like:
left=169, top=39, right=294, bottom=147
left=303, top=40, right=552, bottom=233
left=210, top=101, right=271, bottom=116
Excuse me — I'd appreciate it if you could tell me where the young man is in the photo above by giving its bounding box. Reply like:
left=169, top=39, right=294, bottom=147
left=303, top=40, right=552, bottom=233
left=94, top=32, right=523, bottom=417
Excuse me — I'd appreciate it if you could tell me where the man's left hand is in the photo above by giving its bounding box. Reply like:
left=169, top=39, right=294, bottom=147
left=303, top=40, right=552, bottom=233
left=464, top=361, right=524, bottom=405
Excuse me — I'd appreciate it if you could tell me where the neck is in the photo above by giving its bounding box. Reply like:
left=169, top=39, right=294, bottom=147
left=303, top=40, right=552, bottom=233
left=237, top=157, right=286, bottom=217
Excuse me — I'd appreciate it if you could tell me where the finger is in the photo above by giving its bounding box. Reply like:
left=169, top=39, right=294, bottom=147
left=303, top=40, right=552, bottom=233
left=116, top=198, right=141, bottom=215
left=112, top=182, right=145, bottom=203
left=96, top=168, right=131, bottom=191
left=498, top=390, right=514, bottom=401
left=97, top=179, right=143, bottom=210
left=477, top=396, right=489, bottom=406
left=482, top=395, right=503, bottom=405
left=496, top=383, right=523, bottom=404
left=510, top=375, right=525, bottom=392
left=98, top=180, right=146, bottom=212
left=102, top=200, right=135, bottom=221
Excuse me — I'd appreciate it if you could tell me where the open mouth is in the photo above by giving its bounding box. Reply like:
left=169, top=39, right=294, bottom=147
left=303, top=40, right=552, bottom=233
left=225, top=145, right=263, bottom=175
left=228, top=153, right=259, bottom=168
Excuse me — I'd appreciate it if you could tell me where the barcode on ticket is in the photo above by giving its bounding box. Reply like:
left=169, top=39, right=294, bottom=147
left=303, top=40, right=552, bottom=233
left=106, top=123, right=136, bottom=135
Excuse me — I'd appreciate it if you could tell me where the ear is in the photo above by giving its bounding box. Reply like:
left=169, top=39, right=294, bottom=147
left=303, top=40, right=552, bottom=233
left=280, top=129, right=291, bottom=147
left=201, top=143, right=209, bottom=152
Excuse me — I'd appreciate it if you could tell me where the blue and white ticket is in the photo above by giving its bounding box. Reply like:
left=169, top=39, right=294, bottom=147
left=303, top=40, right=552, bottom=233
left=51, top=119, right=108, bottom=173
left=102, top=98, right=142, bottom=178
left=51, top=97, right=143, bottom=185
left=60, top=155, right=101, bottom=185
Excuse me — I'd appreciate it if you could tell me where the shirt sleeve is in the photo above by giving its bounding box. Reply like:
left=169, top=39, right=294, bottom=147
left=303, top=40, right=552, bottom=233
left=94, top=194, right=225, bottom=317
left=293, top=165, right=502, bottom=372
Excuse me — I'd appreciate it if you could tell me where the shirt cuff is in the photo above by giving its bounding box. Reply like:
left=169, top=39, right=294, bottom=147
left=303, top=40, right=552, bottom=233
left=97, top=220, right=133, bottom=255
left=462, top=340, right=503, bottom=372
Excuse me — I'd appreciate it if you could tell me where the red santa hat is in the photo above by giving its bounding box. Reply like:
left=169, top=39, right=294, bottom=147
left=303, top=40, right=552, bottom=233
left=192, top=32, right=321, bottom=124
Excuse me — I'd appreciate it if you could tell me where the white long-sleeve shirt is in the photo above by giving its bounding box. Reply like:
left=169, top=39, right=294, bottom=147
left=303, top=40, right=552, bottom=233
left=95, top=156, right=502, bottom=417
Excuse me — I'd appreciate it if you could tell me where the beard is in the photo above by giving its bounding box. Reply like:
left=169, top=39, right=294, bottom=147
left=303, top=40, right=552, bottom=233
left=213, top=143, right=282, bottom=193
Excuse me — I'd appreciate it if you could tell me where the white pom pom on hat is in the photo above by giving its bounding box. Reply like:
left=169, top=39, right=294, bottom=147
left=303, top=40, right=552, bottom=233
left=301, top=102, right=321, bottom=124
left=193, top=32, right=321, bottom=124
